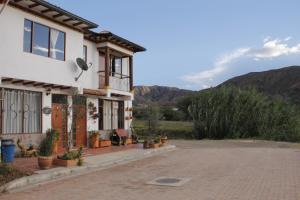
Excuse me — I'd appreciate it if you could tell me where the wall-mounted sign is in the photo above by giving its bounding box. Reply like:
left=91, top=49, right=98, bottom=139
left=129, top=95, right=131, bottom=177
left=42, top=107, right=52, bottom=115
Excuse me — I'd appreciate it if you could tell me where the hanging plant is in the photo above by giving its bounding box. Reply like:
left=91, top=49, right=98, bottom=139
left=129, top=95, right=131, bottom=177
left=87, top=101, right=98, bottom=119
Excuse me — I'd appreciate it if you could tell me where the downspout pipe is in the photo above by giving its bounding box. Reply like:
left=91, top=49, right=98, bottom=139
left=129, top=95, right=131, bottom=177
left=0, top=0, right=10, bottom=16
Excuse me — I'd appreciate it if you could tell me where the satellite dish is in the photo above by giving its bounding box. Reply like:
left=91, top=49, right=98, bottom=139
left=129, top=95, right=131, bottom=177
left=76, top=58, right=89, bottom=71
left=75, top=58, right=92, bottom=81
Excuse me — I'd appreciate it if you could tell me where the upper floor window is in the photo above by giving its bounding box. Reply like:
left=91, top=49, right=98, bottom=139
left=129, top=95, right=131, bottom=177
left=111, top=56, right=122, bottom=77
left=23, top=19, right=65, bottom=61
left=83, top=45, right=87, bottom=63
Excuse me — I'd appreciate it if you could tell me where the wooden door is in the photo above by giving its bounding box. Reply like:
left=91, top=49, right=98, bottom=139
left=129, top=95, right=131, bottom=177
left=52, top=103, right=68, bottom=152
left=73, top=104, right=87, bottom=147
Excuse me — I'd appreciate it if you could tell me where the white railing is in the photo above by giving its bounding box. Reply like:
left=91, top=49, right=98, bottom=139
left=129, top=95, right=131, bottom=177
left=98, top=73, right=130, bottom=92
left=109, top=76, right=130, bottom=92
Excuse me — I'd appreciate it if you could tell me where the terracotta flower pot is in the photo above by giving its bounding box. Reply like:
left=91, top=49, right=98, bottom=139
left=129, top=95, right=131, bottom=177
left=90, top=135, right=99, bottom=148
left=38, top=156, right=53, bottom=170
left=126, top=138, right=132, bottom=145
left=161, top=137, right=168, bottom=144
left=150, top=143, right=160, bottom=149
left=99, top=140, right=111, bottom=148
left=53, top=158, right=79, bottom=167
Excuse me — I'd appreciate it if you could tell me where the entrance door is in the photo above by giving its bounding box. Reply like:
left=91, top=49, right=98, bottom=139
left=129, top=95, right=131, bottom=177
left=52, top=95, right=68, bottom=152
left=72, top=96, right=87, bottom=147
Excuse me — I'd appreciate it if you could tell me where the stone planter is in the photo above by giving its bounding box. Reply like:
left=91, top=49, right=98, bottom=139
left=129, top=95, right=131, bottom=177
left=38, top=156, right=53, bottom=170
left=99, top=140, right=111, bottom=148
left=53, top=158, right=79, bottom=167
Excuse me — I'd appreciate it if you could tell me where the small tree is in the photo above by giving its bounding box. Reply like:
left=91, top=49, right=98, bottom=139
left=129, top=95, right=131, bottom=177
left=145, top=103, right=160, bottom=132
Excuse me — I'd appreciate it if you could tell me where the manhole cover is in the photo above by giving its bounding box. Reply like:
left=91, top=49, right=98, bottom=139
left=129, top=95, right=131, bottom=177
left=147, top=177, right=191, bottom=187
left=156, top=178, right=181, bottom=184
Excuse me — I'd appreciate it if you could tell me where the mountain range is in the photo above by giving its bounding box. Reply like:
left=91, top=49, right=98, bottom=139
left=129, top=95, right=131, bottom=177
left=134, top=66, right=300, bottom=106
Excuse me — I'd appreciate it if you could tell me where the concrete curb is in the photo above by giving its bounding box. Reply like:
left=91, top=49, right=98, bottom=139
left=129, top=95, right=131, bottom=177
left=0, top=144, right=176, bottom=193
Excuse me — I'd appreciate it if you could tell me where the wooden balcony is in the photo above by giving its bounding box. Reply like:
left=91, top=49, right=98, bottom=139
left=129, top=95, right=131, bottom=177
left=98, top=47, right=133, bottom=93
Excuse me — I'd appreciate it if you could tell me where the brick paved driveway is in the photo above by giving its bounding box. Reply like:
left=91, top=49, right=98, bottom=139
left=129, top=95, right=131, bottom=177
left=2, top=140, right=300, bottom=200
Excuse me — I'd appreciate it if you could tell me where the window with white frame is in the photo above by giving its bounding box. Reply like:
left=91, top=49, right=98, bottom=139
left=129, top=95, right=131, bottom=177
left=0, top=89, right=42, bottom=134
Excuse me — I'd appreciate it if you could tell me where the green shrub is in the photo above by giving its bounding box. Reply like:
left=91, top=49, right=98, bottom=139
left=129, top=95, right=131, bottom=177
left=189, top=86, right=300, bottom=142
left=39, top=136, right=54, bottom=157
left=58, top=146, right=83, bottom=160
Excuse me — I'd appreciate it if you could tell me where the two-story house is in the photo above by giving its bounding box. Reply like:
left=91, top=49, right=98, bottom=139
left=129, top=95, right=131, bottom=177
left=0, top=0, right=145, bottom=151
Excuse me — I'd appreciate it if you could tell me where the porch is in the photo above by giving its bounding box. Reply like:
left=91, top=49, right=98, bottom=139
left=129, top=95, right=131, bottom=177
left=12, top=143, right=142, bottom=173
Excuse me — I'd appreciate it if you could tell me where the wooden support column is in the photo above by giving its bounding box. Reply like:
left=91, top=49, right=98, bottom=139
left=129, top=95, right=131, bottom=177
left=105, top=47, right=110, bottom=88
left=129, top=56, right=133, bottom=91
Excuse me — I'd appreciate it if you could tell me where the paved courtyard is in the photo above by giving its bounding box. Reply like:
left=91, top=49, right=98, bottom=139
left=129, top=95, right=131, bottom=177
left=2, top=140, right=300, bottom=200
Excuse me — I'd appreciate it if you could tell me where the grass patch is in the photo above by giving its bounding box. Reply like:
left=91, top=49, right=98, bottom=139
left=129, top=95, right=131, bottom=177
left=133, top=120, right=195, bottom=139
left=133, top=120, right=193, bottom=132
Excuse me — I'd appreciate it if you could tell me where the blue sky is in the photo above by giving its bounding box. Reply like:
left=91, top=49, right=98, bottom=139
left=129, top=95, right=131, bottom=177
left=48, top=0, right=300, bottom=90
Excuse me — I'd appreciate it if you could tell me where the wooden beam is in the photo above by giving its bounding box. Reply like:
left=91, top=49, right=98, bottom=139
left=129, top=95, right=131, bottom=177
left=12, top=80, right=23, bottom=84
left=63, top=18, right=74, bottom=22
left=60, top=86, right=71, bottom=90
left=41, top=8, right=53, bottom=13
left=43, top=84, right=53, bottom=88
left=104, top=47, right=110, bottom=88
left=9, top=3, right=85, bottom=33
left=83, top=89, right=105, bottom=96
left=129, top=56, right=133, bottom=91
left=73, top=22, right=83, bottom=26
left=28, top=3, right=40, bottom=8
left=33, top=82, right=45, bottom=87
left=52, top=85, right=61, bottom=89
left=23, top=81, right=35, bottom=85
left=1, top=78, right=13, bottom=82
left=53, top=13, right=64, bottom=18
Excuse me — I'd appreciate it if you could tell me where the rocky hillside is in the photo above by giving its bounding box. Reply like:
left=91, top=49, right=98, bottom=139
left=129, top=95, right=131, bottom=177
left=133, top=85, right=195, bottom=106
left=220, top=66, right=300, bottom=105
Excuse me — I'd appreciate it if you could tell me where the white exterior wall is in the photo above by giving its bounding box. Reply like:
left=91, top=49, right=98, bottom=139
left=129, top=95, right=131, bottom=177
left=0, top=6, right=100, bottom=90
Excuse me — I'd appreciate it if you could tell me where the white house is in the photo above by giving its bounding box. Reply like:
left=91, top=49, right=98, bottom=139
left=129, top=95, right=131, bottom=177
left=0, top=0, right=145, bottom=150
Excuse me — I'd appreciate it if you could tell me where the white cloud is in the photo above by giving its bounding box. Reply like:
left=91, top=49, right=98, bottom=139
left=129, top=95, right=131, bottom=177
left=181, top=48, right=250, bottom=87
left=181, top=37, right=300, bottom=88
left=249, top=38, right=300, bottom=60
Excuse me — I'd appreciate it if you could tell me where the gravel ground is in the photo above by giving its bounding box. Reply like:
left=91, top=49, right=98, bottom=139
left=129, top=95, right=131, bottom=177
left=1, top=140, right=300, bottom=200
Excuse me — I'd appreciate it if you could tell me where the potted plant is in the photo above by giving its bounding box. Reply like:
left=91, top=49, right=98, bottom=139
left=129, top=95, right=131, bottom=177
left=150, top=136, right=161, bottom=148
left=54, top=146, right=84, bottom=167
left=161, top=135, right=168, bottom=144
left=46, top=129, right=59, bottom=154
left=99, top=138, right=112, bottom=148
left=38, top=135, right=54, bottom=170
left=132, top=134, right=139, bottom=144
left=126, top=137, right=133, bottom=145
left=89, top=131, right=99, bottom=148
left=143, top=139, right=151, bottom=149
